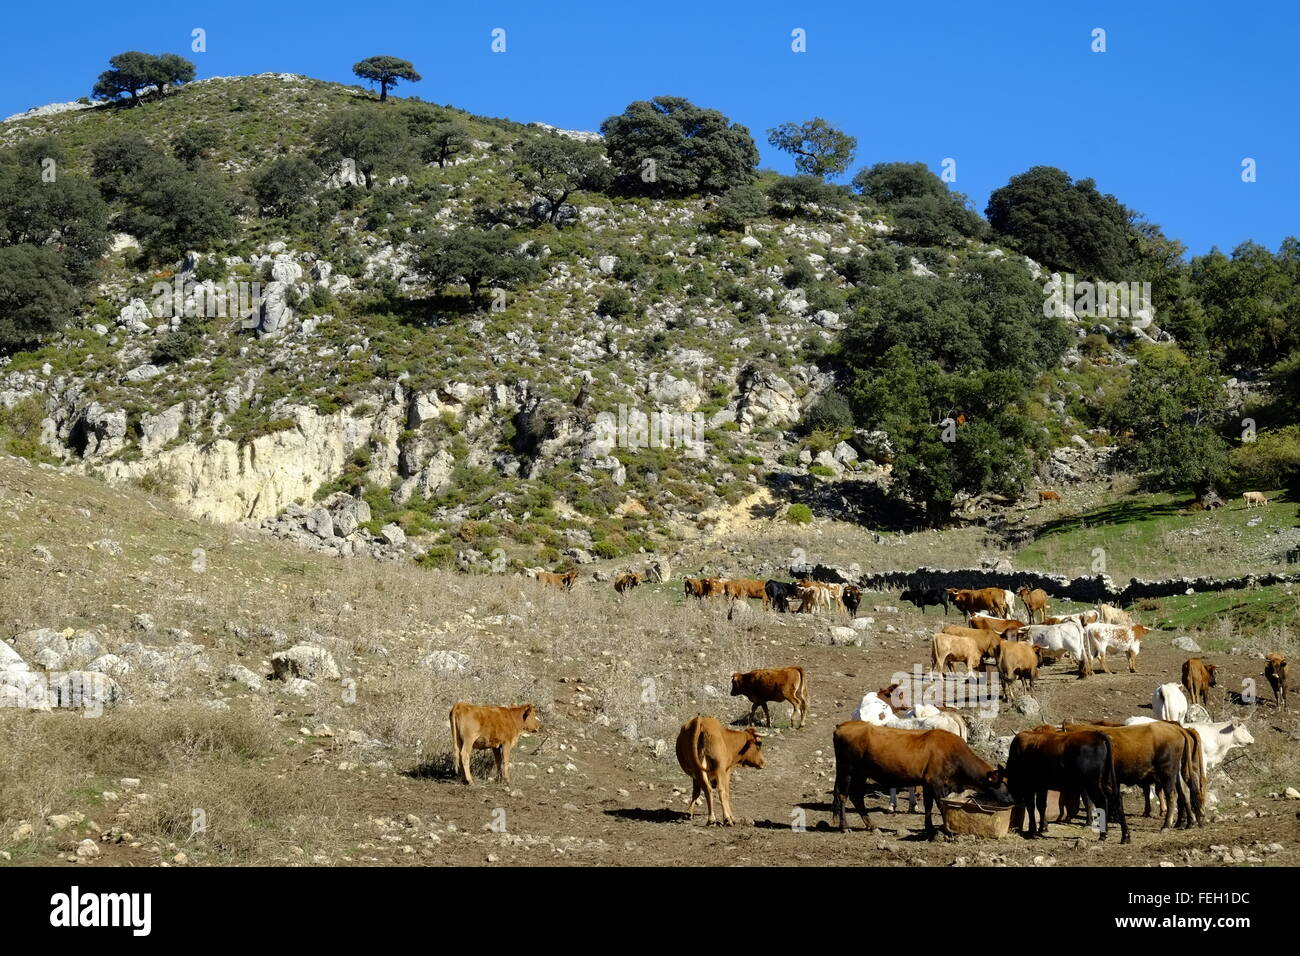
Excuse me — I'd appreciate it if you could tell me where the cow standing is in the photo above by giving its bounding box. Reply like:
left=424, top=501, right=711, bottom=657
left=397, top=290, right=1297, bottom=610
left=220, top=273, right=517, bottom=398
left=448, top=702, right=541, bottom=785
left=730, top=667, right=809, bottom=728
left=1006, top=728, right=1129, bottom=843
left=675, top=716, right=765, bottom=825
left=1265, top=653, right=1288, bottom=710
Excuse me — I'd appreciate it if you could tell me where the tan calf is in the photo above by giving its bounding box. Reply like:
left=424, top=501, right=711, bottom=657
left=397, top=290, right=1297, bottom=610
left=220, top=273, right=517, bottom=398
left=449, top=702, right=541, bottom=785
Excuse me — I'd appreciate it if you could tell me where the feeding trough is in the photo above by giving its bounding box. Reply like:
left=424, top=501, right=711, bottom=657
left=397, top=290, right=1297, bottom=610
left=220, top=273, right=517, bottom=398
left=940, top=790, right=1023, bottom=838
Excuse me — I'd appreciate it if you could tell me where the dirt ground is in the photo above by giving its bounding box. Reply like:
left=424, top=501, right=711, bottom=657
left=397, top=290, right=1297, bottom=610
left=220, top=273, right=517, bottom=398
left=34, top=590, right=1299, bottom=869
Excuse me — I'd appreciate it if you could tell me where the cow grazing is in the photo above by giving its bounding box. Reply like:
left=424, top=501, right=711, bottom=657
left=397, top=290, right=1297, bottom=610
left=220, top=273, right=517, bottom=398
left=931, top=632, right=983, bottom=674
left=947, top=587, right=1010, bottom=618
left=1181, top=658, right=1217, bottom=706
left=1085, top=623, right=1151, bottom=673
left=730, top=667, right=809, bottom=728
left=614, top=572, right=641, bottom=594
left=1038, top=490, right=1062, bottom=505
left=997, top=640, right=1041, bottom=700
left=683, top=578, right=707, bottom=599
left=675, top=716, right=765, bottom=825
left=900, top=587, right=951, bottom=615
left=1242, top=491, right=1268, bottom=508
left=1006, top=728, right=1129, bottom=843
left=831, top=722, right=1006, bottom=836
left=1153, top=682, right=1190, bottom=724
left=1020, top=620, right=1091, bottom=676
left=535, top=570, right=577, bottom=591
left=1097, top=603, right=1133, bottom=626
left=1264, top=653, right=1288, bottom=710
left=1062, top=722, right=1202, bottom=830
left=1017, top=588, right=1049, bottom=624
left=763, top=580, right=798, bottom=613
left=448, top=702, right=541, bottom=785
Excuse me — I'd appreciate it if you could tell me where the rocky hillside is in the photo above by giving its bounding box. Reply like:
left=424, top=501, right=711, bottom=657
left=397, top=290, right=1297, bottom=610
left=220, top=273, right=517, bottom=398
left=0, top=73, right=1192, bottom=569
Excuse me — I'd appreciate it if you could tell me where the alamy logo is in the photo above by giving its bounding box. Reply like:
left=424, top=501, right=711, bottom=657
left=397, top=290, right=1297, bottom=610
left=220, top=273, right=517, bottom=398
left=1042, top=274, right=1153, bottom=320
left=49, top=886, right=152, bottom=936
left=592, top=405, right=705, bottom=459
left=150, top=276, right=265, bottom=320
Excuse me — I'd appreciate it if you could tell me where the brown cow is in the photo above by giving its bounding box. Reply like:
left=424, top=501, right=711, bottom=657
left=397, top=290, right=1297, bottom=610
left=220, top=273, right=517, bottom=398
left=448, top=702, right=541, bottom=785
left=535, top=570, right=577, bottom=591
left=940, top=624, right=1001, bottom=659
left=947, top=587, right=1010, bottom=618
left=1006, top=728, right=1129, bottom=843
left=831, top=722, right=1007, bottom=836
left=1181, top=657, right=1217, bottom=706
left=1038, top=490, right=1062, bottom=505
left=723, top=578, right=768, bottom=603
left=1264, top=653, right=1289, bottom=711
left=969, top=615, right=1026, bottom=638
left=683, top=578, right=707, bottom=599
left=730, top=667, right=809, bottom=728
left=675, top=715, right=765, bottom=825
left=614, top=572, right=641, bottom=594
left=1016, top=588, right=1049, bottom=624
left=1062, top=722, right=1202, bottom=830
left=997, top=639, right=1040, bottom=700
left=931, top=632, right=983, bottom=673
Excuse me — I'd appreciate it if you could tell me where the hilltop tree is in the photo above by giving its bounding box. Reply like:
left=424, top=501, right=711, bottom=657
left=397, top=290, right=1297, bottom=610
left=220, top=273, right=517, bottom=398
left=600, top=96, right=759, bottom=196
left=766, top=118, right=857, bottom=180
left=91, top=52, right=195, bottom=102
left=852, top=161, right=949, bottom=203
left=410, top=227, right=540, bottom=304
left=313, top=108, right=412, bottom=188
left=92, top=51, right=159, bottom=102
left=352, top=56, right=422, bottom=102
left=151, top=53, right=196, bottom=95
left=985, top=166, right=1134, bottom=277
left=512, top=134, right=611, bottom=223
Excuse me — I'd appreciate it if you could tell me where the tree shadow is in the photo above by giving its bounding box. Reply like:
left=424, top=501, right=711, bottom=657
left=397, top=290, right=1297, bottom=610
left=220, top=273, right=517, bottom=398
left=1032, top=498, right=1191, bottom=541
left=763, top=471, right=925, bottom=533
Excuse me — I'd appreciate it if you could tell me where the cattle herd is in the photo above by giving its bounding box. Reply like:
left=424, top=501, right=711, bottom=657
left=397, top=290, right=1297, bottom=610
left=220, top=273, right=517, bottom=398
left=451, top=572, right=1290, bottom=844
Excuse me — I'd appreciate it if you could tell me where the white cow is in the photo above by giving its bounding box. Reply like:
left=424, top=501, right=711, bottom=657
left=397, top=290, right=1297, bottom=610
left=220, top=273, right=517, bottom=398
left=1001, top=590, right=1018, bottom=621
left=1189, top=720, right=1255, bottom=772
left=1084, top=623, right=1151, bottom=673
left=1152, top=683, right=1189, bottom=724
left=1020, top=620, right=1090, bottom=673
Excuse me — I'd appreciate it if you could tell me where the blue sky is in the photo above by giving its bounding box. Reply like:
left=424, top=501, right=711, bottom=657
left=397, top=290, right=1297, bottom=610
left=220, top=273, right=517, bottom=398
left=2, top=0, right=1295, bottom=257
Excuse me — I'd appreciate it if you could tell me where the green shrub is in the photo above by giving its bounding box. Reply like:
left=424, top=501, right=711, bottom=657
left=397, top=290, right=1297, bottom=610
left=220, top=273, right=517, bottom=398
left=785, top=503, right=813, bottom=524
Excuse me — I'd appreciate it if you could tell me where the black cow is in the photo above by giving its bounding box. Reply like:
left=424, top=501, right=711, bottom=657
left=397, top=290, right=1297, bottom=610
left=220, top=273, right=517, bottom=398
left=900, top=587, right=950, bottom=615
left=764, top=580, right=799, bottom=613
left=842, top=585, right=863, bottom=618
left=1006, top=728, right=1129, bottom=844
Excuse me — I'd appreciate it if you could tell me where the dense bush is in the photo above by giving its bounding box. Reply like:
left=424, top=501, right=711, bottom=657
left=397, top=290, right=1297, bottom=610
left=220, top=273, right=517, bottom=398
left=601, top=96, right=759, bottom=196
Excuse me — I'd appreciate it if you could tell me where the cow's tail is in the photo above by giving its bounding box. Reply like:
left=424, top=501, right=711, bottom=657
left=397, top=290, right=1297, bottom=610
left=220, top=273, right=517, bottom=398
left=448, top=705, right=461, bottom=774
left=1102, top=735, right=1123, bottom=830
left=795, top=667, right=809, bottom=712
left=930, top=633, right=941, bottom=671
left=692, top=718, right=710, bottom=776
